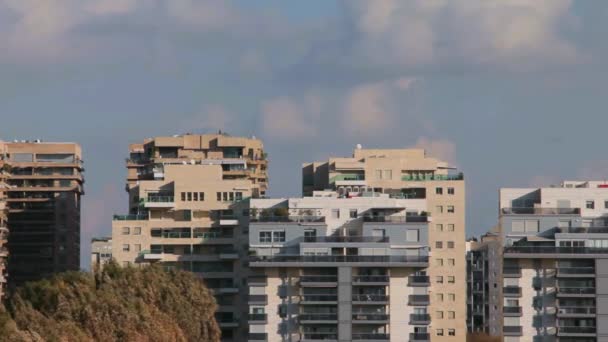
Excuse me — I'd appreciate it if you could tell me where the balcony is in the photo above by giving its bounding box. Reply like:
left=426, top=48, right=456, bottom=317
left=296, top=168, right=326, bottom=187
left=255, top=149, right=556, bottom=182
left=401, top=173, right=463, bottom=181
left=503, top=306, right=522, bottom=317
left=503, top=267, right=521, bottom=278
left=352, top=275, right=389, bottom=285
left=248, top=313, right=267, bottom=324
left=409, top=314, right=431, bottom=325
left=138, top=250, right=163, bottom=260
left=219, top=216, right=239, bottom=226
left=408, top=275, right=430, bottom=286
left=219, top=251, right=239, bottom=260
left=248, top=295, right=268, bottom=305
left=216, top=316, right=239, bottom=328
left=300, top=295, right=338, bottom=304
left=504, top=246, right=608, bottom=258
left=501, top=207, right=580, bottom=215
left=557, top=267, right=595, bottom=277
left=557, top=326, right=596, bottom=336
left=250, top=216, right=325, bottom=223
left=113, top=214, right=147, bottom=221
left=145, top=195, right=174, bottom=208
left=330, top=173, right=365, bottom=185
left=299, top=314, right=338, bottom=324
left=503, top=286, right=522, bottom=297
left=247, top=276, right=267, bottom=286
left=408, top=295, right=430, bottom=306
left=409, top=333, right=430, bottom=342
left=352, top=333, right=389, bottom=340
left=503, top=326, right=522, bottom=336
left=557, top=307, right=596, bottom=317
left=301, top=333, right=338, bottom=341
left=250, top=255, right=428, bottom=268
left=352, top=313, right=389, bottom=323
left=300, top=275, right=338, bottom=286
left=363, top=216, right=429, bottom=223
left=303, top=236, right=389, bottom=243
left=352, top=294, right=388, bottom=304
left=248, top=333, right=268, bottom=342
left=557, top=287, right=595, bottom=296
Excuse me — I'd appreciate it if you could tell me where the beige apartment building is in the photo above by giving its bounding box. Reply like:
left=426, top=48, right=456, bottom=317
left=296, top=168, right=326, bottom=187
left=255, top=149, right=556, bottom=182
left=0, top=140, right=84, bottom=286
left=248, top=147, right=466, bottom=341
left=0, top=151, right=8, bottom=299
left=111, top=133, right=268, bottom=342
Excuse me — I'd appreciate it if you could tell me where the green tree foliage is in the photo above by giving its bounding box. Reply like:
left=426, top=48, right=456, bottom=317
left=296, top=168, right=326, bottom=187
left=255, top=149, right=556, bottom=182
left=0, top=262, right=221, bottom=342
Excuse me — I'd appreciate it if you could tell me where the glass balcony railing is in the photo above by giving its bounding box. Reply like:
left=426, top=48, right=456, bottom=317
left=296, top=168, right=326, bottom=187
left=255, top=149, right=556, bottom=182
left=251, top=255, right=428, bottom=264
left=248, top=313, right=267, bottom=322
left=299, top=314, right=338, bottom=321
left=304, top=236, right=388, bottom=243
left=300, top=275, right=338, bottom=283
left=558, top=326, right=596, bottom=334
left=330, top=173, right=365, bottom=183
left=504, top=246, right=608, bottom=255
left=501, top=207, right=580, bottom=215
left=353, top=275, right=390, bottom=283
left=250, top=215, right=325, bottom=223
left=557, top=267, right=595, bottom=275
left=558, top=307, right=596, bottom=315
left=362, top=216, right=429, bottom=223
left=353, top=333, right=389, bottom=340
left=113, top=214, right=147, bottom=221
left=558, top=287, right=595, bottom=295
left=300, top=295, right=338, bottom=302
left=408, top=275, right=430, bottom=286
left=352, top=294, right=389, bottom=302
left=146, top=196, right=174, bottom=203
left=301, top=333, right=338, bottom=340
left=401, top=173, right=463, bottom=181
left=352, top=313, right=389, bottom=321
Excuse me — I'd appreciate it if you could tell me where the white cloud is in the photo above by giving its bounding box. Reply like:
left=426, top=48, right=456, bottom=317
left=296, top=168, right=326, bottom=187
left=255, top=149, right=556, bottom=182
left=261, top=95, right=322, bottom=140
left=180, top=105, right=233, bottom=133
left=414, top=137, right=457, bottom=166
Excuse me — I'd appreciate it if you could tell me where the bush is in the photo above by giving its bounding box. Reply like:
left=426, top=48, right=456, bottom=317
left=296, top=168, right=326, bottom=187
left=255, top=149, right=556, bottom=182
left=0, top=262, right=220, bottom=342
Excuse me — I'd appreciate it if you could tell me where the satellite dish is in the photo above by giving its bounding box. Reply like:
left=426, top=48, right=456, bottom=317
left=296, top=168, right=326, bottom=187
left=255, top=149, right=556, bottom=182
left=356, top=144, right=362, bottom=149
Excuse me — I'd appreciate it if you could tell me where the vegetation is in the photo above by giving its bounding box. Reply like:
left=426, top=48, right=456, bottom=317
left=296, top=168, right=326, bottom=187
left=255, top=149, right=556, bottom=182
left=0, top=262, right=220, bottom=342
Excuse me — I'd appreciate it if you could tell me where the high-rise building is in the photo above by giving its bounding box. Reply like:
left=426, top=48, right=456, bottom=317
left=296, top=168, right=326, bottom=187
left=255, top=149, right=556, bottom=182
left=111, top=133, right=268, bottom=342
left=0, top=151, right=8, bottom=299
left=247, top=147, right=466, bottom=342
left=90, top=237, right=112, bottom=270
left=494, top=180, right=608, bottom=341
left=0, top=141, right=84, bottom=286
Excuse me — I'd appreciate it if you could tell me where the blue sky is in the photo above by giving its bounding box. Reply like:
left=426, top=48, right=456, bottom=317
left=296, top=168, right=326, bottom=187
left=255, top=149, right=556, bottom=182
left=1, top=0, right=608, bottom=269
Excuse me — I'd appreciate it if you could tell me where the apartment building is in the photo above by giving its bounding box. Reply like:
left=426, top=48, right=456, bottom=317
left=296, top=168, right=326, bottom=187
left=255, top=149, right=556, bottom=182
left=111, top=133, right=268, bottom=342
left=496, top=180, right=608, bottom=341
left=0, top=141, right=84, bottom=286
left=466, top=231, right=501, bottom=336
left=90, top=237, right=112, bottom=270
left=306, top=148, right=466, bottom=341
left=0, top=152, right=8, bottom=299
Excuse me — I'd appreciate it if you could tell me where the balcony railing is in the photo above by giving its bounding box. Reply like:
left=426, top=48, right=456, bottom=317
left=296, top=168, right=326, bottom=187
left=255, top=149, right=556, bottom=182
left=250, top=255, right=428, bottom=264
left=503, top=326, right=522, bottom=336
left=330, top=174, right=365, bottom=183
left=300, top=295, right=338, bottom=302
left=558, top=307, right=596, bottom=315
left=352, top=333, right=389, bottom=340
left=353, top=275, right=389, bottom=283
left=501, top=207, right=580, bottom=215
left=558, top=287, right=595, bottom=295
left=401, top=173, right=463, bottom=181
left=299, top=314, right=338, bottom=321
left=248, top=333, right=268, bottom=341
left=409, top=333, right=430, bottom=341
left=250, top=216, right=325, bottom=223
left=503, top=306, right=522, bottom=316
left=352, top=313, right=389, bottom=321
left=352, top=294, right=388, bottom=302
left=503, top=286, right=522, bottom=296
left=363, top=216, right=429, bottom=223
left=300, top=275, right=338, bottom=283
left=558, top=326, right=596, bottom=334
left=408, top=295, right=430, bottom=305
left=146, top=195, right=174, bottom=203
left=409, top=314, right=431, bottom=324
left=304, top=236, right=388, bottom=243
left=503, top=267, right=521, bottom=277
left=408, top=275, right=430, bottom=286
left=557, top=267, right=595, bottom=275
left=248, top=295, right=268, bottom=304
left=504, top=246, right=608, bottom=255
left=301, top=333, right=338, bottom=340
left=113, top=214, right=147, bottom=221
left=248, top=313, right=267, bottom=322
left=558, top=227, right=608, bottom=234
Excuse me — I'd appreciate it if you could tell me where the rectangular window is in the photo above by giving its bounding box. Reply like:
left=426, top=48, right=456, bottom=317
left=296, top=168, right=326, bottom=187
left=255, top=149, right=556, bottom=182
left=435, top=241, right=443, bottom=249
left=193, top=192, right=198, bottom=201
left=187, top=192, right=192, bottom=201
left=406, top=230, right=419, bottom=242
left=181, top=192, right=186, bottom=201
left=223, top=192, right=228, bottom=202
left=436, top=224, right=443, bottom=232
left=436, top=293, right=444, bottom=302
left=525, top=220, right=539, bottom=233
left=448, top=276, right=455, bottom=283
left=436, top=205, right=443, bottom=213
left=199, top=192, right=205, bottom=201
left=605, top=200, right=608, bottom=209
left=235, top=192, right=243, bottom=201
left=349, top=209, right=358, bottom=218
left=447, top=241, right=454, bottom=249
left=448, top=311, right=455, bottom=319
left=448, top=329, right=455, bottom=336
left=122, top=227, right=130, bottom=235
left=217, top=192, right=221, bottom=201
left=447, top=205, right=455, bottom=213
left=259, top=231, right=272, bottom=243
left=448, top=293, right=455, bottom=301
left=122, top=244, right=130, bottom=252
left=436, top=187, right=443, bottom=195
left=447, top=187, right=455, bottom=195
left=436, top=259, right=443, bottom=266
left=375, top=169, right=382, bottom=180
left=229, top=192, right=234, bottom=202
left=512, top=221, right=525, bottom=232
left=304, top=229, right=317, bottom=242
left=448, top=258, right=455, bottom=266
left=586, top=200, right=595, bottom=209
left=272, top=231, right=286, bottom=242
left=437, top=329, right=444, bottom=336
left=436, top=276, right=443, bottom=283
left=133, top=227, right=141, bottom=235
left=332, top=209, right=340, bottom=219
left=447, top=224, right=455, bottom=231
left=436, top=311, right=443, bottom=319
left=383, top=170, right=392, bottom=180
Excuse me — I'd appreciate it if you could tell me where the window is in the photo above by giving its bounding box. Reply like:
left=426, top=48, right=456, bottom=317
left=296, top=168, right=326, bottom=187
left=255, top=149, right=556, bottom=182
left=586, top=200, right=595, bottom=209
left=435, top=241, right=443, bottom=249
left=375, top=169, right=382, bottom=180
left=448, top=329, right=455, bottom=336
left=605, top=200, right=608, bottom=209
left=436, top=311, right=444, bottom=319
left=436, top=259, right=443, bottom=266
left=223, top=192, right=229, bottom=201
left=437, top=329, right=444, bottom=336
left=122, top=227, right=130, bottom=235
left=181, top=192, right=186, bottom=201
left=304, top=229, right=317, bottom=242
left=525, top=220, right=539, bottom=233
left=199, top=192, right=205, bottom=201
left=259, top=231, right=272, bottom=243
left=512, top=221, right=525, bottom=232
left=235, top=192, right=243, bottom=201
left=383, top=170, right=392, bottom=180
left=447, top=205, right=455, bottom=213
left=447, top=241, right=454, bottom=249
left=448, top=258, right=455, bottom=266
left=331, top=209, right=340, bottom=219
left=229, top=192, right=234, bottom=201
left=436, top=206, right=443, bottom=213
left=447, top=224, right=455, bottom=231
left=122, top=244, right=130, bottom=252
left=448, top=276, right=455, bottom=283
left=436, top=187, right=443, bottom=195
left=436, top=276, right=443, bottom=283
left=448, top=311, right=455, bottom=319
left=448, top=293, right=455, bottom=301
left=272, top=231, right=286, bottom=242
left=349, top=209, right=358, bottom=218
left=134, top=244, right=141, bottom=252
left=406, top=230, right=419, bottom=242
left=436, top=224, right=443, bottom=232
left=193, top=192, right=198, bottom=201
left=447, top=187, right=455, bottom=195
left=217, top=192, right=221, bottom=201
left=436, top=293, right=444, bottom=301
left=133, top=227, right=141, bottom=235
left=372, top=229, right=385, bottom=238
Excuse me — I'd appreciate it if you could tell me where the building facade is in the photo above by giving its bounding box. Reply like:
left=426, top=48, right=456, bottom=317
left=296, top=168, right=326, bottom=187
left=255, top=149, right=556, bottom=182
left=495, top=180, right=608, bottom=341
left=0, top=141, right=84, bottom=286
left=0, top=151, right=8, bottom=299
left=296, top=147, right=467, bottom=341
left=90, top=237, right=112, bottom=270
left=111, top=133, right=268, bottom=341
